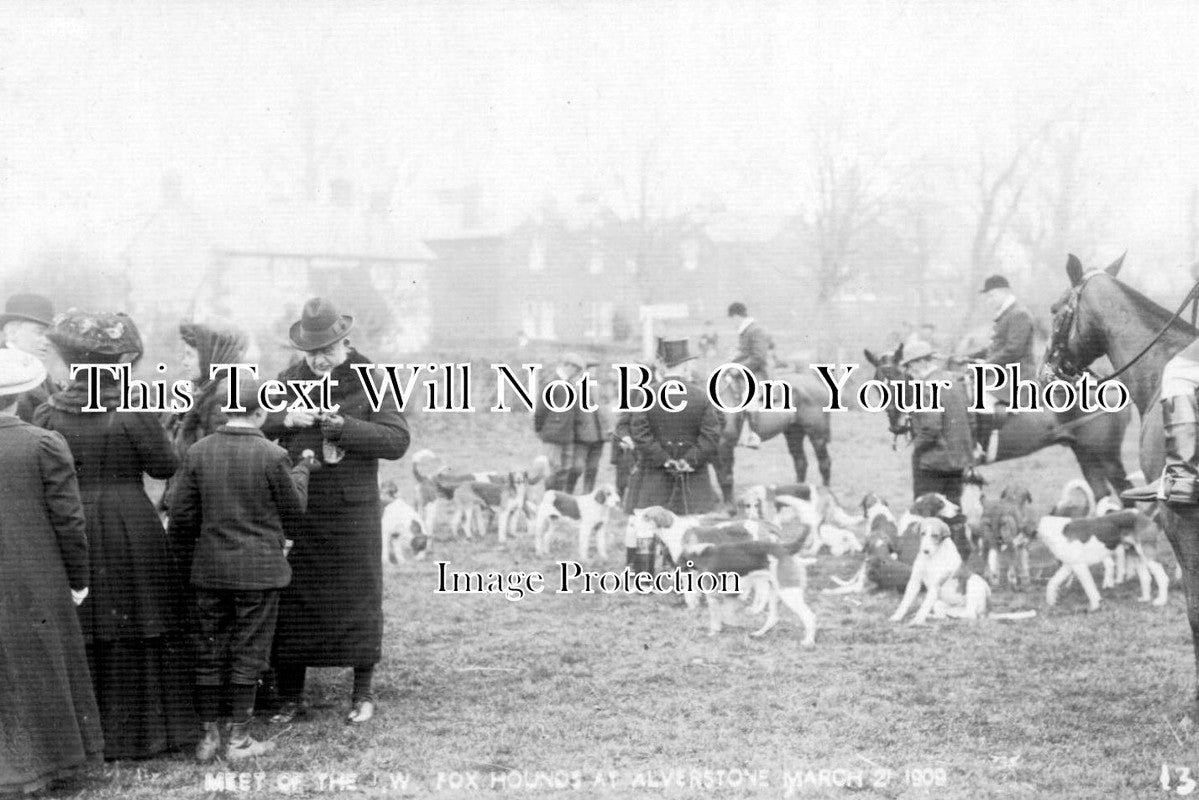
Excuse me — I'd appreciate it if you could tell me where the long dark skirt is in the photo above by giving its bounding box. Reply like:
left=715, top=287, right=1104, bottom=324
left=86, top=636, right=196, bottom=760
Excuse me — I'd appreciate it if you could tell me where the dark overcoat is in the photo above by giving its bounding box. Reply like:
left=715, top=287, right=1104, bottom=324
left=985, top=301, right=1037, bottom=377
left=910, top=370, right=974, bottom=475
left=0, top=417, right=102, bottom=793
left=34, top=398, right=182, bottom=641
left=533, top=382, right=577, bottom=445
left=734, top=322, right=771, bottom=379
left=623, top=379, right=722, bottom=514
left=168, top=426, right=309, bottom=591
left=262, top=351, right=409, bottom=667
left=33, top=390, right=194, bottom=759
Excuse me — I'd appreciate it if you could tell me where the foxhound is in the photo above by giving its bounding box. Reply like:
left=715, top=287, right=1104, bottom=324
left=533, top=486, right=621, bottom=559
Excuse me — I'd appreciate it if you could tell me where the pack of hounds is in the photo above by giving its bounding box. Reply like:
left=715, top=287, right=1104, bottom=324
left=379, top=449, right=1173, bottom=647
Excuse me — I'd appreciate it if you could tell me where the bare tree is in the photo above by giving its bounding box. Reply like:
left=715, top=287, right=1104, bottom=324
left=966, top=120, right=1055, bottom=303
left=800, top=129, right=895, bottom=357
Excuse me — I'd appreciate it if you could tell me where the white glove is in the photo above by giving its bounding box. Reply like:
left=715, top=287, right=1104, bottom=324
left=284, top=409, right=318, bottom=428
left=71, top=587, right=89, bottom=606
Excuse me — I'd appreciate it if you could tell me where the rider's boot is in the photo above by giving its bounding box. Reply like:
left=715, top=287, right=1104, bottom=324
left=1123, top=392, right=1199, bottom=504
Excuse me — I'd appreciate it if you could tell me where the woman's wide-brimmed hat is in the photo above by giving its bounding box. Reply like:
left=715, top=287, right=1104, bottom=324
left=47, top=310, right=144, bottom=359
left=0, top=348, right=47, bottom=396
left=289, top=297, right=354, bottom=351
left=0, top=293, right=55, bottom=328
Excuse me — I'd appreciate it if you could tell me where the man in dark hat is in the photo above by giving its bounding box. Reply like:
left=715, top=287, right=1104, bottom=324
left=262, top=297, right=408, bottom=726
left=969, top=275, right=1036, bottom=462
left=0, top=292, right=59, bottom=422
left=622, top=338, right=722, bottom=517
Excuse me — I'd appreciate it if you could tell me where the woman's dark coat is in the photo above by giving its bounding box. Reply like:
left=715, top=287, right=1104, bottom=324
left=262, top=351, right=409, bottom=667
left=0, top=417, right=102, bottom=792
left=34, top=387, right=196, bottom=758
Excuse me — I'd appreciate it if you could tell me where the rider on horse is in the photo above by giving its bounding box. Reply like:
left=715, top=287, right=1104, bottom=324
left=968, top=274, right=1037, bottom=463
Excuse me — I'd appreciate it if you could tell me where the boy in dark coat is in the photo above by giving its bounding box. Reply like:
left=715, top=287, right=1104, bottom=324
left=168, top=376, right=316, bottom=761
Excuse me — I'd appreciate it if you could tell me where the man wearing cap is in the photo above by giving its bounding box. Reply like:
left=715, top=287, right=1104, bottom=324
left=262, top=297, right=409, bottom=726
left=969, top=275, right=1036, bottom=461
left=623, top=338, right=722, bottom=516
left=904, top=343, right=973, bottom=505
left=534, top=353, right=585, bottom=492
left=0, top=292, right=59, bottom=422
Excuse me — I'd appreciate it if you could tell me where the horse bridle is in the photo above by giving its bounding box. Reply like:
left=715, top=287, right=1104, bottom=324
left=1045, top=270, right=1199, bottom=385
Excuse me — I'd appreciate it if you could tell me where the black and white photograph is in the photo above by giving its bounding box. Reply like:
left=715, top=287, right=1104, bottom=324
left=3, top=2, right=1199, bottom=797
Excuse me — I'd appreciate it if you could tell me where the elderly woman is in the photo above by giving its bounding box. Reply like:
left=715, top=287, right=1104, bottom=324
left=263, top=298, right=408, bottom=725
left=34, top=310, right=195, bottom=759
left=0, top=349, right=102, bottom=793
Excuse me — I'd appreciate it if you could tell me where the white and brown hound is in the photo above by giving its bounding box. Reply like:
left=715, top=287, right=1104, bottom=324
left=533, top=486, right=621, bottom=559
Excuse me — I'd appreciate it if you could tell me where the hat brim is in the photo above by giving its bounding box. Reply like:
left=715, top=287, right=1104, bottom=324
left=662, top=354, right=697, bottom=368
left=0, top=361, right=47, bottom=396
left=0, top=312, right=51, bottom=328
left=289, top=315, right=354, bottom=351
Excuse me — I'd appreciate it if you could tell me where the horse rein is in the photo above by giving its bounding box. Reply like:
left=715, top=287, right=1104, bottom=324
left=1049, top=270, right=1199, bottom=386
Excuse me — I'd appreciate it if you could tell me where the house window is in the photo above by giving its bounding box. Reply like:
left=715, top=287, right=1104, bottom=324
left=681, top=240, right=699, bottom=272
left=529, top=236, right=546, bottom=273
left=523, top=300, right=556, bottom=340
left=581, top=302, right=614, bottom=341
left=625, top=256, right=638, bottom=274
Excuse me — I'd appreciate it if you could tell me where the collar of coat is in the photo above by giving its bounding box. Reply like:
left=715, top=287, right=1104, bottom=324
left=737, top=317, right=755, bottom=334
left=993, top=295, right=1016, bottom=320
left=278, top=349, right=374, bottom=401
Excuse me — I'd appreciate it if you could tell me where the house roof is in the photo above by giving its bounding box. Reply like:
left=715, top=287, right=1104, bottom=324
left=122, top=196, right=435, bottom=264
left=214, top=203, right=435, bottom=262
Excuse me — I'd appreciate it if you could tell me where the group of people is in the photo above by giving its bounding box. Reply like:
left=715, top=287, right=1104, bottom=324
left=0, top=294, right=408, bottom=793
left=532, top=302, right=776, bottom=558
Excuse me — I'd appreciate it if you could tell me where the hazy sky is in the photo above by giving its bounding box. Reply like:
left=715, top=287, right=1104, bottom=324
left=3, top=1, right=1199, bottom=292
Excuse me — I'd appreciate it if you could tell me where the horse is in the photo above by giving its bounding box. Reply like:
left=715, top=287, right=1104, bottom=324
left=713, top=369, right=833, bottom=491
left=1041, top=252, right=1199, bottom=720
left=864, top=340, right=1131, bottom=502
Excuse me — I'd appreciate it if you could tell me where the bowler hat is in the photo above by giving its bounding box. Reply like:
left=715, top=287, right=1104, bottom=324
left=900, top=340, right=936, bottom=366
left=980, top=275, right=1011, bottom=293
left=727, top=302, right=748, bottom=318
left=657, top=338, right=695, bottom=369
left=289, top=298, right=354, bottom=351
left=47, top=310, right=143, bottom=358
left=0, top=293, right=54, bottom=328
left=0, top=348, right=47, bottom=396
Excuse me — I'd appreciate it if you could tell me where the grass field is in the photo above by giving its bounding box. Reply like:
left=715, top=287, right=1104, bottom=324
left=51, top=403, right=1199, bottom=799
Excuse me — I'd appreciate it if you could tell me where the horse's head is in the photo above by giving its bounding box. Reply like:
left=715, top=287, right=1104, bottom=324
left=1042, top=252, right=1126, bottom=382
left=864, top=344, right=910, bottom=436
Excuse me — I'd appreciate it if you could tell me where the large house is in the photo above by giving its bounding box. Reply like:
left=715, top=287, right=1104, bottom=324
left=121, top=177, right=435, bottom=370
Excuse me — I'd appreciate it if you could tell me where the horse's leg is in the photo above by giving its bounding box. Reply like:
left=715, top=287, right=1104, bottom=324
left=811, top=434, right=832, bottom=487
left=1161, top=506, right=1199, bottom=720
left=715, top=431, right=736, bottom=504
left=782, top=425, right=809, bottom=484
